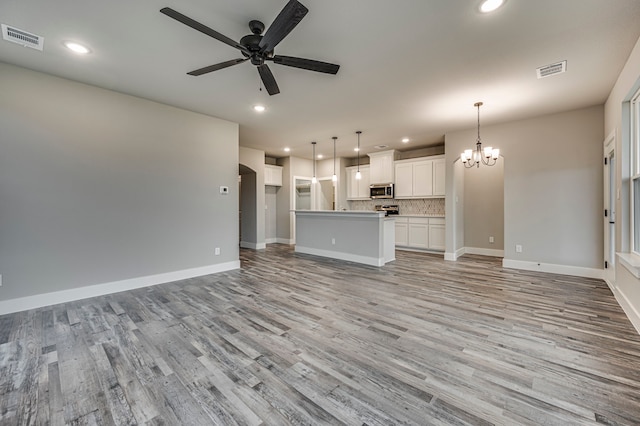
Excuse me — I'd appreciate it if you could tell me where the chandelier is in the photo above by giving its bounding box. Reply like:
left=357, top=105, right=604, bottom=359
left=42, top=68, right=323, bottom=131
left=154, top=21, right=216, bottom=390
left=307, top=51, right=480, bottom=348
left=461, top=102, right=499, bottom=168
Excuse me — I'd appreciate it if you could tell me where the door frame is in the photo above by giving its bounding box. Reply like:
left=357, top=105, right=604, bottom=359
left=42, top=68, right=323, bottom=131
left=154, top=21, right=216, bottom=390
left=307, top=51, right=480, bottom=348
left=604, top=131, right=616, bottom=285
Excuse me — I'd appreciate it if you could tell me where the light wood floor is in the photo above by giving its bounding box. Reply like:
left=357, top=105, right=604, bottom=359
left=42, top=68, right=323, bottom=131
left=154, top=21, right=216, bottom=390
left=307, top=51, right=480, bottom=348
left=2, top=245, right=640, bottom=425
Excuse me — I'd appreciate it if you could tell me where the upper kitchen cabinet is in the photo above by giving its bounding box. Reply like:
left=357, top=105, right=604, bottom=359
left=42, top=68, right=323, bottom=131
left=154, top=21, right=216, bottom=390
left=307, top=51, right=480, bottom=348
left=394, top=155, right=445, bottom=198
left=346, top=165, right=370, bottom=200
left=264, top=164, right=283, bottom=186
left=368, top=150, right=399, bottom=184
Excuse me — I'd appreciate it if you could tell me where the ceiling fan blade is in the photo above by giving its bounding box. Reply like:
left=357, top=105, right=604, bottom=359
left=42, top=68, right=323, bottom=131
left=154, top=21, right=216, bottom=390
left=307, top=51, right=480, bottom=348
left=272, top=55, right=340, bottom=74
left=160, top=7, right=249, bottom=54
left=187, top=58, right=248, bottom=76
left=258, top=64, right=280, bottom=95
left=259, top=0, right=308, bottom=53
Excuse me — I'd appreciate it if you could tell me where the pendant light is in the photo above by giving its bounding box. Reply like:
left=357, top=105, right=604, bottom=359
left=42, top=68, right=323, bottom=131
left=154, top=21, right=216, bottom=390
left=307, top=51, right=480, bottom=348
left=355, top=131, right=362, bottom=180
left=332, top=136, right=338, bottom=182
left=460, top=102, right=499, bottom=168
left=311, top=141, right=317, bottom=183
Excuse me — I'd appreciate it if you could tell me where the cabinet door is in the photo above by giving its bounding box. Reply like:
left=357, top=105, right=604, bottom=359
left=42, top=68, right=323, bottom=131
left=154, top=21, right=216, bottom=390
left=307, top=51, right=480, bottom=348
left=264, top=165, right=283, bottom=186
left=346, top=167, right=357, bottom=199
left=357, top=167, right=370, bottom=198
left=394, top=163, right=413, bottom=197
left=395, top=222, right=409, bottom=246
left=428, top=224, right=445, bottom=250
left=432, top=159, right=445, bottom=196
left=413, top=161, right=433, bottom=197
left=408, top=223, right=429, bottom=248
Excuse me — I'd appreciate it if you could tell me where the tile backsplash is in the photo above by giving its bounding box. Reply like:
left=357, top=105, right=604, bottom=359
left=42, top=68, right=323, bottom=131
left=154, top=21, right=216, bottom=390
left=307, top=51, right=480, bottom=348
left=347, top=198, right=445, bottom=216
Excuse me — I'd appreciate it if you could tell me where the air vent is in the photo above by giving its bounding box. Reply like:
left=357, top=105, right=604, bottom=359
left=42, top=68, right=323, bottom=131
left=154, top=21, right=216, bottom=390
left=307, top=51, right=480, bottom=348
left=536, top=60, right=566, bottom=79
left=375, top=145, right=389, bottom=149
left=1, top=24, right=44, bottom=51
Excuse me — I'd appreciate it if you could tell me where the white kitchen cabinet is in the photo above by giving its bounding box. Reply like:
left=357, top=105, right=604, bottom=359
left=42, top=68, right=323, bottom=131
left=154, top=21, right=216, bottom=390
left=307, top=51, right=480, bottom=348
left=433, top=159, right=445, bottom=196
left=412, top=160, right=433, bottom=197
left=407, top=217, right=429, bottom=248
left=395, top=217, right=409, bottom=246
left=264, top=164, right=283, bottom=186
left=428, top=218, right=445, bottom=250
left=394, top=155, right=445, bottom=198
left=395, top=216, right=445, bottom=252
left=346, top=165, right=370, bottom=200
left=394, top=163, right=413, bottom=198
left=368, top=150, right=398, bottom=184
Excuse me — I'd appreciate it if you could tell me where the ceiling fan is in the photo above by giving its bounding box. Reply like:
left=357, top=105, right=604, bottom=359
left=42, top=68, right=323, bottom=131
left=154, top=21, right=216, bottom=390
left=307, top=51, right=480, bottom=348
left=160, top=0, right=340, bottom=95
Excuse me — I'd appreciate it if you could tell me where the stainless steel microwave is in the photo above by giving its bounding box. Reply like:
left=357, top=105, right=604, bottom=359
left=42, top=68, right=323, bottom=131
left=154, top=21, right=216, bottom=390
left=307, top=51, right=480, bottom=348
left=370, top=183, right=394, bottom=199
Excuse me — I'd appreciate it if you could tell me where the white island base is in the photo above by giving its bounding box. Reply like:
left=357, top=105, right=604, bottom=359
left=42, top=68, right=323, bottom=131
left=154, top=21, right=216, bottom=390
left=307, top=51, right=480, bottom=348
left=294, top=210, right=395, bottom=267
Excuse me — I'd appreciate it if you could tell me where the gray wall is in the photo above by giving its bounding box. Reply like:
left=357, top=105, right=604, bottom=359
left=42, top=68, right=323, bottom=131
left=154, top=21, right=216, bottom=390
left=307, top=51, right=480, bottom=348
left=604, top=34, right=640, bottom=328
left=275, top=156, right=312, bottom=241
left=0, top=63, right=239, bottom=301
left=265, top=186, right=278, bottom=241
left=445, top=105, right=604, bottom=269
left=463, top=159, right=504, bottom=250
left=239, top=146, right=266, bottom=248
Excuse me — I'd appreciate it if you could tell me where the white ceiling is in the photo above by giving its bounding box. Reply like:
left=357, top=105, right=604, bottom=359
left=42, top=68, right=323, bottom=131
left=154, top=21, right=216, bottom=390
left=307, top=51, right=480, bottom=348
left=1, top=0, right=640, bottom=159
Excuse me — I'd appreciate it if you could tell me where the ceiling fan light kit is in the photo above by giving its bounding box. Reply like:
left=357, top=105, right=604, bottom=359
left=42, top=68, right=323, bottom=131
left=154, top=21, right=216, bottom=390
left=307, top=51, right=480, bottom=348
left=160, top=0, right=340, bottom=96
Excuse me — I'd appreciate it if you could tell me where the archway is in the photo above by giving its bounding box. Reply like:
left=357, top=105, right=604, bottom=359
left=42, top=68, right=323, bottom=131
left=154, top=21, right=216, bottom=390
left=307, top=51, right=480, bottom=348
left=239, top=164, right=258, bottom=248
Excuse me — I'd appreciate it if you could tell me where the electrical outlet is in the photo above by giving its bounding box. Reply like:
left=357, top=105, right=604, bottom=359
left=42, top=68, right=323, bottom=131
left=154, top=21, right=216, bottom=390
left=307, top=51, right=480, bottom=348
left=0, top=274, right=2, bottom=287
left=489, top=236, right=494, bottom=244
left=331, top=238, right=336, bottom=245
left=516, top=244, right=523, bottom=253
left=215, top=247, right=221, bottom=256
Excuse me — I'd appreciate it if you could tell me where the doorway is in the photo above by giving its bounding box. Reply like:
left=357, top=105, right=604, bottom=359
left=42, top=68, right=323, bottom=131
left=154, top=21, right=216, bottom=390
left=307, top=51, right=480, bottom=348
left=604, top=133, right=616, bottom=285
left=316, top=177, right=336, bottom=210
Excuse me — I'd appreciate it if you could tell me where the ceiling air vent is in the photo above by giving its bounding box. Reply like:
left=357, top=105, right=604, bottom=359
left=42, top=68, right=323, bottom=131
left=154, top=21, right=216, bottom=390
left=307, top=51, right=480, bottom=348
left=375, top=145, right=389, bottom=150
left=1, top=24, right=44, bottom=51
left=536, top=60, right=566, bottom=79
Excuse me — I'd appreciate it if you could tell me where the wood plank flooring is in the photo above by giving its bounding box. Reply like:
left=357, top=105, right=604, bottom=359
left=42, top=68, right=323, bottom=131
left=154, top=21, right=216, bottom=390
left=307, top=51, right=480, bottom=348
left=2, top=245, right=640, bottom=425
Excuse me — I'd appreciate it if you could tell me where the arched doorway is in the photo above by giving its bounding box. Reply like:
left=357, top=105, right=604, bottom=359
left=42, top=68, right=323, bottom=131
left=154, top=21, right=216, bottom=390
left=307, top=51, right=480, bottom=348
left=239, top=164, right=258, bottom=248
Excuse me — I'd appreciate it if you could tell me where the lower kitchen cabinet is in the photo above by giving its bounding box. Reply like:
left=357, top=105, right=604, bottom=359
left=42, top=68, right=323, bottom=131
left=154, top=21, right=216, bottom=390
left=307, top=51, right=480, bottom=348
left=395, top=216, right=445, bottom=251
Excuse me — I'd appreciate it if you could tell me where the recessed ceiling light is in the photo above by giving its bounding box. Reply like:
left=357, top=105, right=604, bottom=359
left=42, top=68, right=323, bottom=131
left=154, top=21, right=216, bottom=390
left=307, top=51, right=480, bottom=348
left=354, top=147, right=360, bottom=152
left=479, top=0, right=505, bottom=13
left=317, top=154, right=323, bottom=159
left=402, top=138, right=410, bottom=143
left=284, top=147, right=290, bottom=152
left=253, top=105, right=266, bottom=112
left=63, top=41, right=90, bottom=54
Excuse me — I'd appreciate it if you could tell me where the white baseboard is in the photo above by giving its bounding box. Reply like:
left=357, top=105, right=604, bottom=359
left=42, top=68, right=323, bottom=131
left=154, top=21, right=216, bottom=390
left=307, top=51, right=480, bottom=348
left=265, top=238, right=277, bottom=244
left=0, top=261, right=241, bottom=316
left=604, top=280, right=640, bottom=335
left=502, top=258, right=603, bottom=279
left=464, top=247, right=505, bottom=257
left=240, top=241, right=266, bottom=250
left=275, top=238, right=294, bottom=245
left=295, top=246, right=384, bottom=267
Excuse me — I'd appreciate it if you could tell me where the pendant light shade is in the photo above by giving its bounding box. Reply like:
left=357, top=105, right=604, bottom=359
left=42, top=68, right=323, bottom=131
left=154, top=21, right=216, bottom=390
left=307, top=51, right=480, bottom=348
left=355, top=131, right=362, bottom=180
left=332, top=136, right=338, bottom=182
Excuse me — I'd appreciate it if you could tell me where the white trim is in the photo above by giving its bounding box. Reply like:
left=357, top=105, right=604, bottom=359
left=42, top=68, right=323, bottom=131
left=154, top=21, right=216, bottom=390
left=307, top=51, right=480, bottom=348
left=0, top=261, right=241, bottom=316
left=295, top=246, right=385, bottom=267
left=275, top=238, right=294, bottom=245
left=464, top=247, right=505, bottom=257
left=502, top=259, right=603, bottom=279
left=617, top=252, right=640, bottom=279
left=240, top=241, right=266, bottom=250
left=605, top=279, right=640, bottom=335
left=445, top=246, right=465, bottom=261
left=265, top=238, right=278, bottom=244
left=396, top=247, right=444, bottom=255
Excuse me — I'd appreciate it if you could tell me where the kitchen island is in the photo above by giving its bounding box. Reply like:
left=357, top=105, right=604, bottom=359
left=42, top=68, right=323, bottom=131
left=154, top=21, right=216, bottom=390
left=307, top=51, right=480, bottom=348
left=294, top=210, right=395, bottom=266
